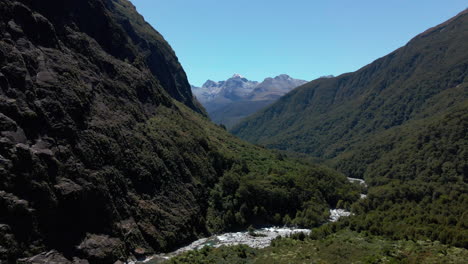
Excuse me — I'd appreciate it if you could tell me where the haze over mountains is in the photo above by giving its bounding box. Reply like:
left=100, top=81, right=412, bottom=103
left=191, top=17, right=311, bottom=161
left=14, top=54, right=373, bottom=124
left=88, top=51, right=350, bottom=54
left=192, top=74, right=307, bottom=128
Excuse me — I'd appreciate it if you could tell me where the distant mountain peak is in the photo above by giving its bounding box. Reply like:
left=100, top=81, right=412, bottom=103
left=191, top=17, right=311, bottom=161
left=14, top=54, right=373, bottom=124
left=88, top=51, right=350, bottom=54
left=202, top=80, right=219, bottom=88
left=274, top=74, right=292, bottom=80
left=193, top=74, right=307, bottom=104
left=192, top=74, right=307, bottom=128
left=232, top=73, right=245, bottom=78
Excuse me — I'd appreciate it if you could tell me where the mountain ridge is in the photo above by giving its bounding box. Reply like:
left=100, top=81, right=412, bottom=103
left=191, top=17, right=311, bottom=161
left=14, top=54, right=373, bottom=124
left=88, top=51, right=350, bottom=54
left=193, top=74, right=307, bottom=128
left=232, top=10, right=468, bottom=157
left=193, top=74, right=306, bottom=103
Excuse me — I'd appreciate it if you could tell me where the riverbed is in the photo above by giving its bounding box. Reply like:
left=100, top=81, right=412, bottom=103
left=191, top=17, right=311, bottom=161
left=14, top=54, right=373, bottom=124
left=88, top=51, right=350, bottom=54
left=347, top=177, right=367, bottom=187
left=328, top=177, right=367, bottom=222
left=131, top=227, right=311, bottom=264
left=131, top=177, right=367, bottom=263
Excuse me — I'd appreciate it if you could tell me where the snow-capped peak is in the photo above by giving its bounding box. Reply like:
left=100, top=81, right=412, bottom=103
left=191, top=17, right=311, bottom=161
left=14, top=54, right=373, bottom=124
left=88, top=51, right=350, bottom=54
left=232, top=73, right=244, bottom=79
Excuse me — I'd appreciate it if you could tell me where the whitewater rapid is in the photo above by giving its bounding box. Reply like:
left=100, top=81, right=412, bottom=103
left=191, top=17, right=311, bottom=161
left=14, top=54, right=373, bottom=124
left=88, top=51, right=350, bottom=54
left=328, top=177, right=367, bottom=222
left=130, top=227, right=311, bottom=264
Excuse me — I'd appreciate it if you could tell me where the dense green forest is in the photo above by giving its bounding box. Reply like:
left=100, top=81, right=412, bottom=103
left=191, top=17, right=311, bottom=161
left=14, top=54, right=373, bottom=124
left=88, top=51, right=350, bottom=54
left=166, top=102, right=468, bottom=263
left=146, top=102, right=361, bottom=234
left=333, top=102, right=468, bottom=247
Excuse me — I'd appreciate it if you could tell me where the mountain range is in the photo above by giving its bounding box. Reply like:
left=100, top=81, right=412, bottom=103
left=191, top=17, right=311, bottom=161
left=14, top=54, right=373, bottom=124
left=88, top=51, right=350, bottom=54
left=192, top=74, right=307, bottom=128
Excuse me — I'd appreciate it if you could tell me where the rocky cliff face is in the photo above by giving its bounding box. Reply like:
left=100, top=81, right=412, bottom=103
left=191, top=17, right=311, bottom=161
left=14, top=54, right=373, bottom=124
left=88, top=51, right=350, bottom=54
left=0, top=0, right=212, bottom=262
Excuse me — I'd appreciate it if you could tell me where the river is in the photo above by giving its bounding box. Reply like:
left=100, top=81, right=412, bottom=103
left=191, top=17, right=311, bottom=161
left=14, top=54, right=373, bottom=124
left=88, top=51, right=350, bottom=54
left=130, top=227, right=311, bottom=264
left=130, top=177, right=367, bottom=263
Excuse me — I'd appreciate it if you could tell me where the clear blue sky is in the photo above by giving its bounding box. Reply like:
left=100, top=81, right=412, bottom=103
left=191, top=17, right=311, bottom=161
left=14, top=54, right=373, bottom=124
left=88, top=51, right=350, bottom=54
left=130, top=0, right=466, bottom=86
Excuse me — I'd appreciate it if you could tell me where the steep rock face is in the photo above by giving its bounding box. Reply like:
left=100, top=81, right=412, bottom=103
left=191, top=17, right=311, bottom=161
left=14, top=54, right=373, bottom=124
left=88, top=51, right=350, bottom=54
left=233, top=10, right=468, bottom=158
left=5, top=0, right=204, bottom=115
left=0, top=0, right=210, bottom=262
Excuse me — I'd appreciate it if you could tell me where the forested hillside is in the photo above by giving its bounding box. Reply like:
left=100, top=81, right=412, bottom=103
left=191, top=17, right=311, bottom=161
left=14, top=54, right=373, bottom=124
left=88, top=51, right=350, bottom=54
left=232, top=8, right=468, bottom=249
left=233, top=10, right=468, bottom=158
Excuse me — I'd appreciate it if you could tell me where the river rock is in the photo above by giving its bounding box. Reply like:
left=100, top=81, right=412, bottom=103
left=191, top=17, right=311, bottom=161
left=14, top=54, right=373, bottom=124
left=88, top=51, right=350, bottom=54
left=18, top=250, right=89, bottom=264
left=76, top=234, right=126, bottom=264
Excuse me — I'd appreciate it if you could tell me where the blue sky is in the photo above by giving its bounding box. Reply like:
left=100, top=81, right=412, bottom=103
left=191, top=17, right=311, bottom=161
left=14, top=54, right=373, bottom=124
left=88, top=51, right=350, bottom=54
left=130, top=0, right=467, bottom=86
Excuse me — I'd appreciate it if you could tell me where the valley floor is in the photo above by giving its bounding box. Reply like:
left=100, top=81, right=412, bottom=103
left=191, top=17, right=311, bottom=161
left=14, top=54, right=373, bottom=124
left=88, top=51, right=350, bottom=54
left=136, top=227, right=311, bottom=264
left=165, top=230, right=468, bottom=264
left=133, top=177, right=365, bottom=263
